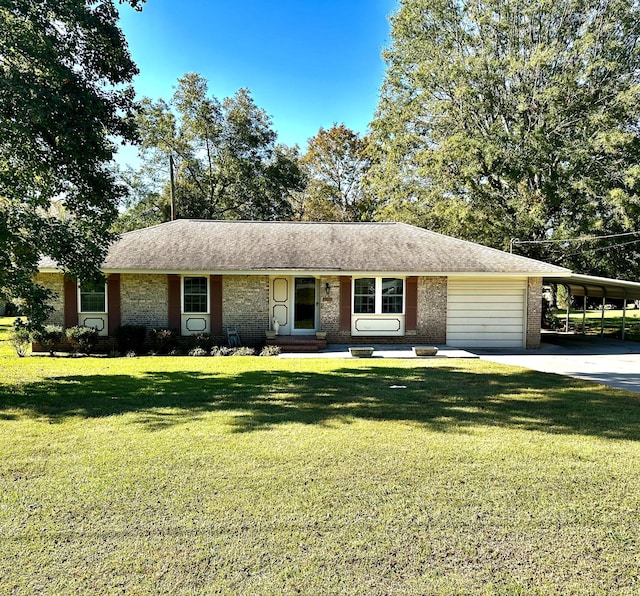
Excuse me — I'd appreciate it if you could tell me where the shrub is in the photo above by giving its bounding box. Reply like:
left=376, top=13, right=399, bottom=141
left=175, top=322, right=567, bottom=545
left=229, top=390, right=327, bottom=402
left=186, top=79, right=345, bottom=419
left=10, top=319, right=32, bottom=357
left=65, top=326, right=99, bottom=356
left=191, top=333, right=213, bottom=351
left=188, top=346, right=208, bottom=357
left=259, top=345, right=281, bottom=357
left=114, top=325, right=147, bottom=354
left=233, top=346, right=255, bottom=356
left=211, top=345, right=233, bottom=357
left=149, top=328, right=177, bottom=354
left=35, top=324, right=64, bottom=356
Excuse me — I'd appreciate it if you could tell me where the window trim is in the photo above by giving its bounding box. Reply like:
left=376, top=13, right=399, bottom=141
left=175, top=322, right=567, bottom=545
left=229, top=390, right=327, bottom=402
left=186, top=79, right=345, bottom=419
left=181, top=275, right=210, bottom=315
left=77, top=280, right=108, bottom=314
left=352, top=277, right=405, bottom=315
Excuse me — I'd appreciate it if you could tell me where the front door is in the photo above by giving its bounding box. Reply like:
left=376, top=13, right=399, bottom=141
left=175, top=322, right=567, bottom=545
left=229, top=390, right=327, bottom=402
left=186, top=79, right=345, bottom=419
left=293, top=277, right=316, bottom=332
left=270, top=276, right=317, bottom=335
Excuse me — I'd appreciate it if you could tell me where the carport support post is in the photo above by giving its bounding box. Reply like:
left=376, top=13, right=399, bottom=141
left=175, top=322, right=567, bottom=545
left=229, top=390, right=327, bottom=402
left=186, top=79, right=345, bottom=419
left=565, top=287, right=570, bottom=333
left=622, top=297, right=627, bottom=341
left=582, top=296, right=587, bottom=334
left=600, top=297, right=606, bottom=337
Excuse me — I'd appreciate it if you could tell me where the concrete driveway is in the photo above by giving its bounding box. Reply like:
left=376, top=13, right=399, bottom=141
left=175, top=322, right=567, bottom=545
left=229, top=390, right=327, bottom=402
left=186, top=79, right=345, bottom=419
left=475, top=336, right=640, bottom=394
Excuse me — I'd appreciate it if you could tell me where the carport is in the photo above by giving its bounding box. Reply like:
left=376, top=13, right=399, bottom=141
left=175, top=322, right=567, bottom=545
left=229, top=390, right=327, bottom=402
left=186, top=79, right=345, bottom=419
left=544, top=273, right=640, bottom=339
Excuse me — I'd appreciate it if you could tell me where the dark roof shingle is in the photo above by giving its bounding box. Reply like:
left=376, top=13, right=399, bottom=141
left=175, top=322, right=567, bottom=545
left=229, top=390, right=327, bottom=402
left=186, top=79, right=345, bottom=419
left=40, top=220, right=570, bottom=274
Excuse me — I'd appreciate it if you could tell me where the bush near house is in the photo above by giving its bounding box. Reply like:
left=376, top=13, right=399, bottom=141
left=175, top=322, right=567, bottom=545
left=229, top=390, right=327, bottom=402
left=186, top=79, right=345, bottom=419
left=35, top=325, right=65, bottom=356
left=190, top=332, right=213, bottom=351
left=65, top=326, right=99, bottom=356
left=149, top=328, right=178, bottom=354
left=114, top=325, right=147, bottom=355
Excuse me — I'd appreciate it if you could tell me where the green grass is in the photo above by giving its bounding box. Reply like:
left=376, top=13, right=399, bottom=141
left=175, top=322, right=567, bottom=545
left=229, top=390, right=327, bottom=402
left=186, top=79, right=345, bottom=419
left=2, top=326, right=640, bottom=593
left=0, top=316, right=16, bottom=357
left=552, top=308, right=640, bottom=340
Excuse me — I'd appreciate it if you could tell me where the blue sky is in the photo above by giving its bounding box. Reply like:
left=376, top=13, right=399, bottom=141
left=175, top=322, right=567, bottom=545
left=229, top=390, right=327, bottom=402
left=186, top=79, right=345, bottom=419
left=116, top=0, right=396, bottom=166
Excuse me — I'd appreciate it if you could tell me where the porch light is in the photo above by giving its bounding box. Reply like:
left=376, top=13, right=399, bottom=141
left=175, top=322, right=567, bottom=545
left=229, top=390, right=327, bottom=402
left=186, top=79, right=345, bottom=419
left=325, top=282, right=331, bottom=296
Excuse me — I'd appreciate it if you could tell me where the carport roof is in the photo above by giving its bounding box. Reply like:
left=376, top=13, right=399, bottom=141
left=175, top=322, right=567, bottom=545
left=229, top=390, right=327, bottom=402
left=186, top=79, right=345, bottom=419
left=544, top=273, right=640, bottom=300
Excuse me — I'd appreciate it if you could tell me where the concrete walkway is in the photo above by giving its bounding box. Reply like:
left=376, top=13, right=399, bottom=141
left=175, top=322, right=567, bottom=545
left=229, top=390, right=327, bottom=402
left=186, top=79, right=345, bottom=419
left=279, top=337, right=640, bottom=394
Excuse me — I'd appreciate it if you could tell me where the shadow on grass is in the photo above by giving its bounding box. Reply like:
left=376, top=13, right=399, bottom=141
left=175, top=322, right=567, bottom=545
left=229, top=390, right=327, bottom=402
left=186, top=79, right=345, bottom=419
left=1, top=364, right=639, bottom=439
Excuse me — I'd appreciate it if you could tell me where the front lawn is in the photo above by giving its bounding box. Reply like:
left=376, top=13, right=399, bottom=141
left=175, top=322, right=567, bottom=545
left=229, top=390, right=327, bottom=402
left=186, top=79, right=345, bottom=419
left=1, top=347, right=640, bottom=593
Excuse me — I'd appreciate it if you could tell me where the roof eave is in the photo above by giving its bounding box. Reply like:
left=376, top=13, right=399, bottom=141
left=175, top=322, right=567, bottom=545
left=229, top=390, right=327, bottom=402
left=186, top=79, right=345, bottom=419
left=41, top=267, right=569, bottom=277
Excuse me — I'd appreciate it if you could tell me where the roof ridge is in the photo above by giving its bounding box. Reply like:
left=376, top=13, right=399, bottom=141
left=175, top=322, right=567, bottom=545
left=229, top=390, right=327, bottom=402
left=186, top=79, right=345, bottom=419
left=175, top=219, right=397, bottom=225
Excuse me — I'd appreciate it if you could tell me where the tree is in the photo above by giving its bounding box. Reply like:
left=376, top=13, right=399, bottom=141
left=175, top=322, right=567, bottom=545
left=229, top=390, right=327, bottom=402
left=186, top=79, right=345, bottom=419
left=368, top=0, right=640, bottom=278
left=294, top=124, right=374, bottom=221
left=111, top=165, right=171, bottom=233
left=0, top=0, right=143, bottom=328
left=124, top=73, right=304, bottom=227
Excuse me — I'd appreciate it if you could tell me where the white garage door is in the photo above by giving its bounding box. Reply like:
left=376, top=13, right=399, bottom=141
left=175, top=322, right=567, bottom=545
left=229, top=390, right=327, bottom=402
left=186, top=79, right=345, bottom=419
left=447, top=278, right=526, bottom=348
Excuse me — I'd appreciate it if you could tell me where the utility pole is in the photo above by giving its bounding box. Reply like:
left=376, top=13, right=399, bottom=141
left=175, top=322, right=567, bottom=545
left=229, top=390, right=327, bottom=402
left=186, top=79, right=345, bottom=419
left=169, top=154, right=176, bottom=221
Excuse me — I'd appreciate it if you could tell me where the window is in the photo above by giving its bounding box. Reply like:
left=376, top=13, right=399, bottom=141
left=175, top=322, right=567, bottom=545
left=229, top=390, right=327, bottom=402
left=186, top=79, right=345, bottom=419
left=353, top=277, right=404, bottom=314
left=381, top=278, right=403, bottom=314
left=183, top=277, right=208, bottom=313
left=79, top=280, right=106, bottom=313
left=354, top=278, right=375, bottom=313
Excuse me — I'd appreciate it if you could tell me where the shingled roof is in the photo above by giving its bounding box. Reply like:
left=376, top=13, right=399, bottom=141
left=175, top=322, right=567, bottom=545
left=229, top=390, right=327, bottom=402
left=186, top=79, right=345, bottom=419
left=39, top=220, right=570, bottom=275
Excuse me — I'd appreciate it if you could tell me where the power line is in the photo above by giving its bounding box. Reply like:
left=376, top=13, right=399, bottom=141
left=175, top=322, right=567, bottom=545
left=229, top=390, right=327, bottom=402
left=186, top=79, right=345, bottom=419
left=563, top=237, right=640, bottom=258
left=510, top=231, right=640, bottom=252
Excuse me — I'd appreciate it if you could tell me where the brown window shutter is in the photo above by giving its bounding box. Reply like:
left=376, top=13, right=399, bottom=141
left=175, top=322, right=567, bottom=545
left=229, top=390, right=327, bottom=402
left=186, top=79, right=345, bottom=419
left=63, top=275, right=78, bottom=328
left=210, top=275, right=223, bottom=334
left=339, top=276, right=352, bottom=332
left=406, top=276, right=418, bottom=331
left=167, top=274, right=181, bottom=331
left=107, top=274, right=121, bottom=334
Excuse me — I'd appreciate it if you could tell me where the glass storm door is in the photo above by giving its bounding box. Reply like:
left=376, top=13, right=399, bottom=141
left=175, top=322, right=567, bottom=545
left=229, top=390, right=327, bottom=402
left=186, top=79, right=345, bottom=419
left=293, top=277, right=316, bottom=332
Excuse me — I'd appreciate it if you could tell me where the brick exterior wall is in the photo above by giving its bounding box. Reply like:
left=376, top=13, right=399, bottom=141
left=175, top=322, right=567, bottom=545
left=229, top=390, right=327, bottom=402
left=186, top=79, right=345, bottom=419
left=318, top=275, right=344, bottom=340
left=120, top=274, right=168, bottom=329
left=526, top=277, right=543, bottom=349
left=222, top=275, right=270, bottom=347
left=416, top=276, right=447, bottom=344
left=36, top=273, right=65, bottom=326
left=319, top=275, right=447, bottom=345
left=34, top=272, right=542, bottom=350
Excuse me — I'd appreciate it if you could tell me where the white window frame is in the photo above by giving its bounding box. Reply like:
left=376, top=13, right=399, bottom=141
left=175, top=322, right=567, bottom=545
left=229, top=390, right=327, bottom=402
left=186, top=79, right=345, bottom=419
left=181, top=276, right=210, bottom=315
left=352, top=277, right=405, bottom=315
left=77, top=280, right=108, bottom=314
